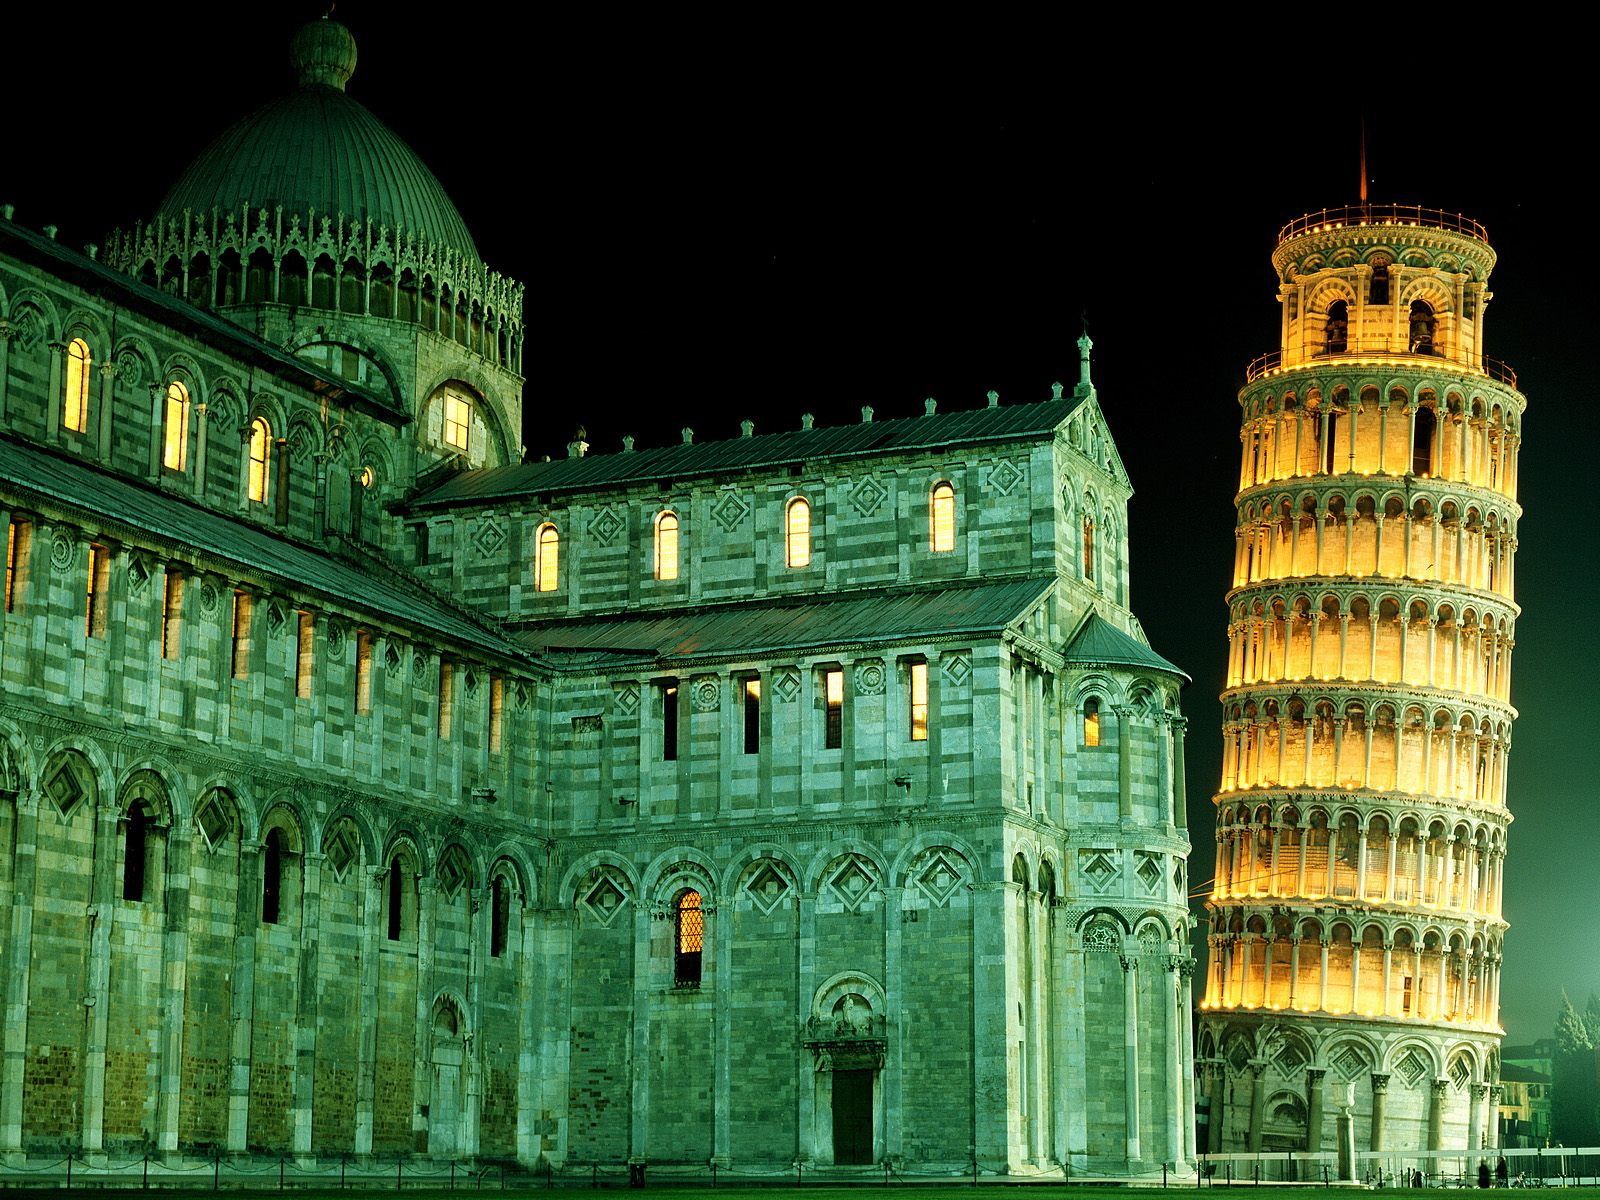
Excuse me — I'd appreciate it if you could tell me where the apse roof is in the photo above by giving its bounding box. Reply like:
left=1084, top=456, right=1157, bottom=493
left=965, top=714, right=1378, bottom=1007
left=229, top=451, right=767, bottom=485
left=412, top=397, right=1083, bottom=507
left=1062, top=612, right=1189, bottom=682
left=512, top=575, right=1057, bottom=661
left=157, top=19, right=478, bottom=262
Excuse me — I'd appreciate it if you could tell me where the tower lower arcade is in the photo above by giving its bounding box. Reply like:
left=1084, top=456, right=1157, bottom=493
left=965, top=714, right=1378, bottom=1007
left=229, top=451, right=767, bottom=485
left=1198, top=206, right=1523, bottom=1166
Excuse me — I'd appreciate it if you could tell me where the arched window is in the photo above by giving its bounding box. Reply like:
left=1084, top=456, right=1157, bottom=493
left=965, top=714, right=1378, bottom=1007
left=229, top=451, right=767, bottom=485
left=262, top=827, right=286, bottom=924
left=63, top=338, right=91, bottom=433
left=674, top=889, right=703, bottom=986
left=247, top=418, right=271, bottom=504
left=386, top=854, right=414, bottom=941
left=1413, top=407, right=1437, bottom=476
left=1409, top=300, right=1436, bottom=354
left=163, top=380, right=190, bottom=471
left=443, top=388, right=472, bottom=452
left=535, top=523, right=559, bottom=592
left=1082, top=515, right=1096, bottom=580
left=1323, top=407, right=1341, bottom=475
left=1084, top=698, right=1102, bottom=747
left=654, top=510, right=679, bottom=580
left=930, top=482, right=956, bottom=552
left=786, top=497, right=810, bottom=568
left=1324, top=301, right=1348, bottom=354
left=123, top=804, right=149, bottom=902
left=491, top=875, right=511, bottom=958
left=1369, top=257, right=1390, bottom=306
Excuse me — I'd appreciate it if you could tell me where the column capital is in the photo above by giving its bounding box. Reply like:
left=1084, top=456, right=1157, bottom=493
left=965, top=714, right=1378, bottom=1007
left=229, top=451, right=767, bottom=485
left=1430, top=1078, right=1451, bottom=1099
left=1370, top=1072, right=1391, bottom=1094
left=1305, top=1067, right=1327, bottom=1084
left=1469, top=1082, right=1489, bottom=1099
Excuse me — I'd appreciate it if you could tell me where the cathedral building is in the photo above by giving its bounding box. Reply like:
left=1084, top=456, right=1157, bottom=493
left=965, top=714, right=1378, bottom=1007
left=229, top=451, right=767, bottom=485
left=0, top=18, right=1193, bottom=1176
left=1198, top=207, right=1522, bottom=1162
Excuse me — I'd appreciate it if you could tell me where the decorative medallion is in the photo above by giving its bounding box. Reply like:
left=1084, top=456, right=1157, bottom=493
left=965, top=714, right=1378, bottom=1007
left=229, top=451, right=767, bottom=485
left=114, top=350, right=143, bottom=389
left=327, top=620, right=345, bottom=656
left=384, top=643, right=403, bottom=676
left=913, top=849, right=966, bottom=907
left=587, top=506, right=623, bottom=547
left=44, top=758, right=88, bottom=820
left=1274, top=1040, right=1308, bottom=1074
left=773, top=669, right=801, bottom=703
left=1136, top=853, right=1162, bottom=893
left=1396, top=1049, right=1428, bottom=1088
left=463, top=668, right=479, bottom=698
left=196, top=793, right=231, bottom=852
left=692, top=676, right=720, bottom=712
left=198, top=581, right=221, bottom=617
left=711, top=489, right=749, bottom=533
left=1080, top=849, right=1118, bottom=892
left=1137, top=924, right=1163, bottom=951
left=853, top=659, right=885, bottom=696
left=572, top=714, right=603, bottom=737
left=1332, top=1046, right=1368, bottom=1081
left=474, top=514, right=508, bottom=559
left=824, top=854, right=879, bottom=912
left=942, top=654, right=971, bottom=686
left=266, top=602, right=287, bottom=637
left=744, top=862, right=792, bottom=914
left=988, top=459, right=1024, bottom=496
left=514, top=683, right=531, bottom=712
left=49, top=533, right=75, bottom=573
left=579, top=870, right=630, bottom=926
left=849, top=475, right=887, bottom=517
left=10, top=309, right=41, bottom=353
left=412, top=652, right=428, bottom=682
left=437, top=845, right=470, bottom=900
left=126, top=556, right=151, bottom=597
left=1450, top=1057, right=1472, bottom=1091
left=324, top=823, right=358, bottom=880
left=613, top=681, right=640, bottom=715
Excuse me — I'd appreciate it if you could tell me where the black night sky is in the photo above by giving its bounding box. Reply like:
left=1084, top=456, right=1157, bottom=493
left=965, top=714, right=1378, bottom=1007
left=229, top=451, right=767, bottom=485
left=9, top=10, right=1595, bottom=1043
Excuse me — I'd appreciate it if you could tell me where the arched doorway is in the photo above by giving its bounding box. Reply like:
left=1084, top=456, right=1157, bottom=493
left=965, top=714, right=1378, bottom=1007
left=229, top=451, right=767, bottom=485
left=429, top=1000, right=465, bottom=1158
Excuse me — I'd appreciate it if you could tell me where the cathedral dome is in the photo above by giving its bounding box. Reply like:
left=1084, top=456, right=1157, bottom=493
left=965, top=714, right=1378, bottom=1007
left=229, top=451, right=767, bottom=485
left=157, top=18, right=478, bottom=262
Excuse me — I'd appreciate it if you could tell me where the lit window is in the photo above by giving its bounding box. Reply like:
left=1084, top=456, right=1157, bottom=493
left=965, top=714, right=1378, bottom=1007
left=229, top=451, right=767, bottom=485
left=824, top=668, right=843, bottom=749
left=231, top=591, right=252, bottom=678
left=163, top=380, right=190, bottom=471
left=536, top=523, right=559, bottom=592
left=444, top=389, right=472, bottom=452
left=909, top=660, right=928, bottom=741
left=661, top=681, right=679, bottom=761
left=359, top=466, right=374, bottom=489
left=674, top=889, right=703, bottom=986
left=64, top=338, right=91, bottom=433
left=930, top=483, right=955, bottom=552
left=743, top=677, right=761, bottom=755
left=86, top=544, right=109, bottom=638
left=295, top=611, right=314, bottom=698
left=654, top=510, right=679, bottom=580
left=4, top=520, right=20, bottom=612
left=1082, top=515, right=1096, bottom=580
left=438, top=660, right=454, bottom=739
left=161, top=570, right=183, bottom=659
left=1084, top=698, right=1102, bottom=747
left=248, top=418, right=271, bottom=504
left=786, top=497, right=811, bottom=567
left=356, top=631, right=374, bottom=714
left=489, top=675, right=504, bottom=753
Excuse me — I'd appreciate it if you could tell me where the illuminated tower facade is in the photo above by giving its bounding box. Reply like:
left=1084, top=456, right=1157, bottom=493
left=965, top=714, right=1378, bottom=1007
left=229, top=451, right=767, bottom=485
left=1197, top=206, right=1523, bottom=1163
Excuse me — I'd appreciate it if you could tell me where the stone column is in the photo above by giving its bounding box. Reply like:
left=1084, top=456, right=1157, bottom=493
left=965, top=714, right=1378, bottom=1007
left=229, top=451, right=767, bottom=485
left=0, top=320, right=12, bottom=422
left=291, top=852, right=324, bottom=1158
left=1206, top=1062, right=1225, bottom=1153
left=1177, top=960, right=1195, bottom=1165
left=45, top=340, right=64, bottom=439
left=1120, top=955, right=1141, bottom=1163
left=354, top=865, right=382, bottom=1157
left=1370, top=1072, right=1390, bottom=1152
left=1164, top=957, right=1184, bottom=1165
left=80, top=794, right=121, bottom=1157
left=1245, top=1060, right=1267, bottom=1153
left=148, top=384, right=166, bottom=479
left=156, top=823, right=191, bottom=1153
left=96, top=359, right=118, bottom=465
left=1305, top=1067, right=1326, bottom=1152
left=1428, top=1078, right=1448, bottom=1151
left=1468, top=1082, right=1487, bottom=1152
left=1485, top=1085, right=1502, bottom=1150
left=413, top=878, right=439, bottom=1154
left=0, top=781, right=39, bottom=1158
left=1116, top=707, right=1134, bottom=820
left=1173, top=717, right=1189, bottom=830
left=226, top=846, right=261, bottom=1153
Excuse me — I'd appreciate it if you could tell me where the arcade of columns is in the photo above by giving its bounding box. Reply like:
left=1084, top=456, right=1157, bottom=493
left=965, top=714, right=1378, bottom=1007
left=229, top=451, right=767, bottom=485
left=1198, top=207, right=1523, bottom=1160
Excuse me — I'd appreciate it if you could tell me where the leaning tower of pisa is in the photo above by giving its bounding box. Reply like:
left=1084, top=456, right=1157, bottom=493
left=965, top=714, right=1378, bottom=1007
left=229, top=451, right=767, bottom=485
left=1197, top=206, right=1523, bottom=1167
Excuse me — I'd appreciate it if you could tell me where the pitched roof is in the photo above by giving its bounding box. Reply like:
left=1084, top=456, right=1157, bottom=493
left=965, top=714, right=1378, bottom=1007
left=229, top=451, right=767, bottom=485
left=411, top=397, right=1082, bottom=507
left=1062, top=611, right=1189, bottom=682
left=0, top=437, right=522, bottom=661
left=513, top=576, right=1057, bottom=662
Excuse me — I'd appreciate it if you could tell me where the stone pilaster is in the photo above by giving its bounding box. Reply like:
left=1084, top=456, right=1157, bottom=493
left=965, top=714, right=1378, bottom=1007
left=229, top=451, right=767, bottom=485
left=0, top=784, right=39, bottom=1158
left=1305, top=1067, right=1326, bottom=1152
left=226, top=846, right=261, bottom=1153
left=1369, top=1072, right=1390, bottom=1153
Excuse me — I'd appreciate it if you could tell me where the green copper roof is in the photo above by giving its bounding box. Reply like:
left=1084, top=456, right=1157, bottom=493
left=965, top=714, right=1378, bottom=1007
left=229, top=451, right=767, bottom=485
left=1062, top=612, right=1189, bottom=682
left=158, top=19, right=478, bottom=261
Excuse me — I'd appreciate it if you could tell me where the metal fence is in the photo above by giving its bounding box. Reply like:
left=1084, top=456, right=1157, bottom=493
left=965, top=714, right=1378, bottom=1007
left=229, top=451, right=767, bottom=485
left=1197, top=1145, right=1600, bottom=1187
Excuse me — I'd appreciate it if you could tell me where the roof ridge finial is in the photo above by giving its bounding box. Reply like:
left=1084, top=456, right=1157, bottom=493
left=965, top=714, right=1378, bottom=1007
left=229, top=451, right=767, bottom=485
left=1075, top=314, right=1095, bottom=401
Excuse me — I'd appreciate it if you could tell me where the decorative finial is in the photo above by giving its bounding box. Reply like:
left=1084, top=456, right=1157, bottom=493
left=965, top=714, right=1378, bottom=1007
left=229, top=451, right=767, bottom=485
left=1075, top=324, right=1095, bottom=400
left=986, top=390, right=999, bottom=409
left=924, top=397, right=937, bottom=417
left=860, top=406, right=874, bottom=424
left=1051, top=381, right=1064, bottom=401
left=681, top=427, right=694, bottom=445
left=622, top=435, right=635, bottom=453
left=801, top=413, right=815, bottom=431
left=740, top=419, right=754, bottom=438
left=292, top=16, right=357, bottom=91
